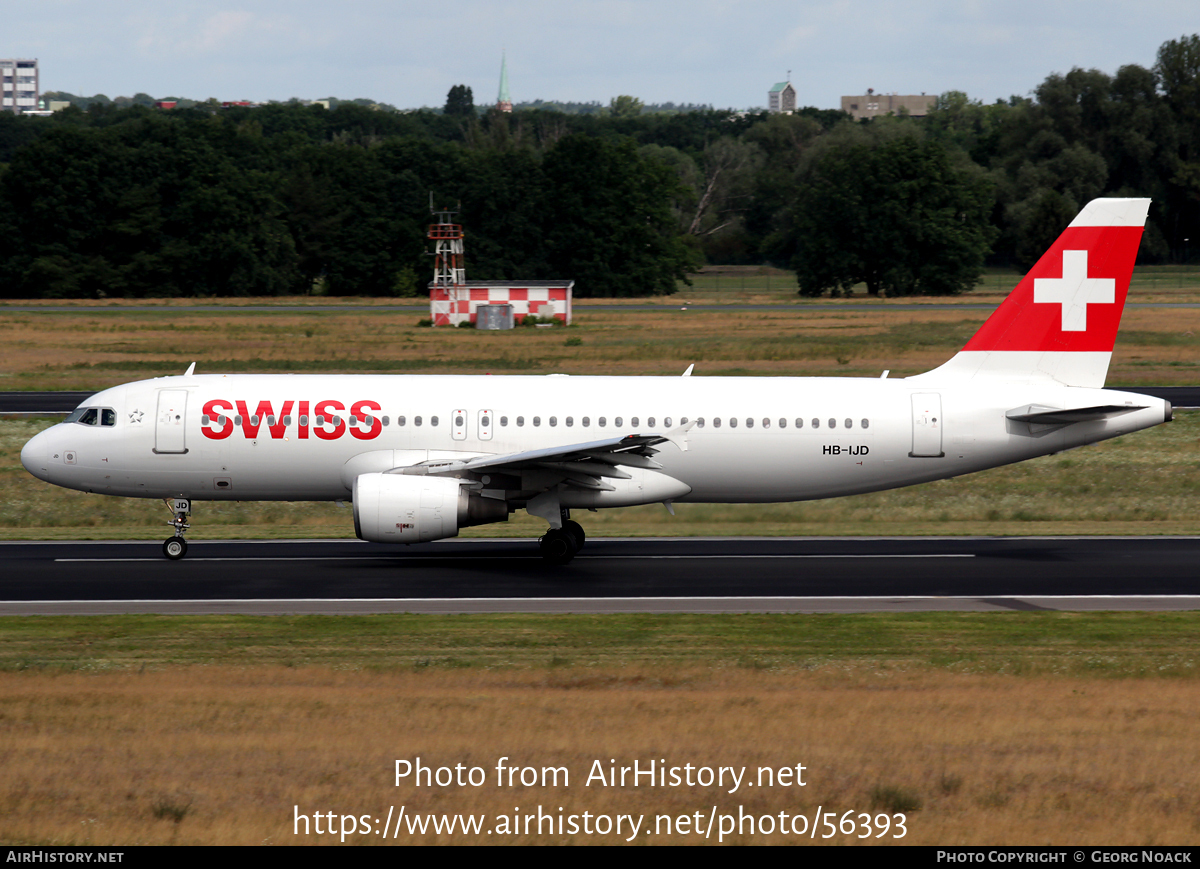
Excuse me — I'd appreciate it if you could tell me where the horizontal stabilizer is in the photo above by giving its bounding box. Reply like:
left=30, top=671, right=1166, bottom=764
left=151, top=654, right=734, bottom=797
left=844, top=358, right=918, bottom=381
left=1005, top=404, right=1146, bottom=425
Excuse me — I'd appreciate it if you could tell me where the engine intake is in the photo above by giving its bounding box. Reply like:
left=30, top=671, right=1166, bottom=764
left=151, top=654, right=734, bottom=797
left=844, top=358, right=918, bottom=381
left=352, top=473, right=507, bottom=543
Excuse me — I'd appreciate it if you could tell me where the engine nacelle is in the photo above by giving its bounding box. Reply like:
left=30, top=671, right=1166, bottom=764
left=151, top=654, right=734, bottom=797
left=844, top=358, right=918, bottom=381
left=352, top=473, right=507, bottom=543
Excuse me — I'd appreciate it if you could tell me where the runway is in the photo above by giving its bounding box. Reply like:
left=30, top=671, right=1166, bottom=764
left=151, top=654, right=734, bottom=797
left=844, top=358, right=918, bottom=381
left=3, top=536, right=1199, bottom=615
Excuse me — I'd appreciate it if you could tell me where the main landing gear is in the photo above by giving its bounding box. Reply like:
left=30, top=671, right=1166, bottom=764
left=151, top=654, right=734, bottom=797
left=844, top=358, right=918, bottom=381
left=163, top=498, right=190, bottom=560
left=539, top=517, right=586, bottom=564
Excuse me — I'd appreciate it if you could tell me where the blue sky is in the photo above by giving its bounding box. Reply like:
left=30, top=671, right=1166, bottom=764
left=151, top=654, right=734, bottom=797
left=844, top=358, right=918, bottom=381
left=8, top=1, right=1197, bottom=110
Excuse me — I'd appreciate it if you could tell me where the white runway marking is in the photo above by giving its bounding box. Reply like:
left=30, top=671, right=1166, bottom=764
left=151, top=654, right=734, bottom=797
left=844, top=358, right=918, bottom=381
left=53, top=553, right=975, bottom=563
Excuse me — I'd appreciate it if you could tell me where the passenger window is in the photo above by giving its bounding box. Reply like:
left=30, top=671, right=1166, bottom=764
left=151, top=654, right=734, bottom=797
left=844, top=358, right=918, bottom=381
left=533, top=416, right=542, bottom=427
left=283, top=415, right=292, bottom=426
left=415, top=416, right=423, bottom=426
left=201, top=414, right=211, bottom=426
left=566, top=416, right=573, bottom=427
left=680, top=417, right=688, bottom=425
left=431, top=416, right=438, bottom=426
left=500, top=416, right=508, bottom=426
left=696, top=418, right=705, bottom=428
left=795, top=418, right=803, bottom=428
left=862, top=419, right=870, bottom=429
left=79, top=408, right=99, bottom=426
left=729, top=418, right=737, bottom=428
left=845, top=418, right=853, bottom=429
left=455, top=414, right=464, bottom=427
left=517, top=416, right=525, bottom=427
left=664, top=417, right=672, bottom=427
left=779, top=418, right=786, bottom=429
left=647, top=417, right=655, bottom=428
left=615, top=417, right=623, bottom=427
left=762, top=418, right=770, bottom=429
left=582, top=416, right=590, bottom=427
left=828, top=418, right=836, bottom=429
left=599, top=417, right=606, bottom=427
left=549, top=416, right=557, bottom=427
left=631, top=417, right=639, bottom=427
left=746, top=418, right=754, bottom=429
left=235, top=415, right=244, bottom=426
left=382, top=416, right=390, bottom=426
left=269, top=415, right=278, bottom=426
left=218, top=415, right=227, bottom=426
left=812, top=418, right=819, bottom=429
left=300, top=415, right=310, bottom=426
left=397, top=416, right=405, bottom=426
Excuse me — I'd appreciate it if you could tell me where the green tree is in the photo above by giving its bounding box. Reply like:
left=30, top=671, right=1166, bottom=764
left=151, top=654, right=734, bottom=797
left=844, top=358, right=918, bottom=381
left=788, top=129, right=995, bottom=296
left=540, top=135, right=696, bottom=296
left=609, top=95, right=644, bottom=118
left=444, top=85, right=475, bottom=118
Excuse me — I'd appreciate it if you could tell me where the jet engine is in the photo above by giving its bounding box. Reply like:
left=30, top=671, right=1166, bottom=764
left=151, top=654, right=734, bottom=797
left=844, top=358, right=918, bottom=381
left=352, top=472, right=508, bottom=544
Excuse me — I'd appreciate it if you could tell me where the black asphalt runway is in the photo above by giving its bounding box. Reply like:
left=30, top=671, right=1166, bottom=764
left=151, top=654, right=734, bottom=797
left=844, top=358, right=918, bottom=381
left=4, top=386, right=1200, bottom=415
left=3, top=537, right=1199, bottom=614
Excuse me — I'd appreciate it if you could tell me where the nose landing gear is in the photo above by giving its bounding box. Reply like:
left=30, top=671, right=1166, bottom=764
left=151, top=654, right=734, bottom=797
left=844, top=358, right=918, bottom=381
left=163, top=498, right=190, bottom=560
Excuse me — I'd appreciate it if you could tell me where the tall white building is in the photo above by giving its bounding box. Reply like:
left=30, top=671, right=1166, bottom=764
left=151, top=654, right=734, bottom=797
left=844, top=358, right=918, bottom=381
left=2, top=58, right=39, bottom=113
left=768, top=79, right=796, bottom=114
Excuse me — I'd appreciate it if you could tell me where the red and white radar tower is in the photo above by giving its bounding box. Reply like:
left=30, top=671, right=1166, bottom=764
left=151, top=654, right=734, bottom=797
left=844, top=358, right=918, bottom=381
left=428, top=204, right=467, bottom=326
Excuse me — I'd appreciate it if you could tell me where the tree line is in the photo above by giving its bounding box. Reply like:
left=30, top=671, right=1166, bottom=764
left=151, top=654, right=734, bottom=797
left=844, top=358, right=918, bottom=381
left=0, top=33, right=1196, bottom=299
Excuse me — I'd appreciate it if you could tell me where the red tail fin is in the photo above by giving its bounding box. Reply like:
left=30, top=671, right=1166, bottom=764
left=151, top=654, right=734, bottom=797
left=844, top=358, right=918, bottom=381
left=912, top=198, right=1149, bottom=388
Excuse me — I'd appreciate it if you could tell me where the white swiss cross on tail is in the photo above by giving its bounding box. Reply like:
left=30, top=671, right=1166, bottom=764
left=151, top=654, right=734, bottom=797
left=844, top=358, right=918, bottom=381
left=1033, top=250, right=1115, bottom=332
left=912, top=198, right=1150, bottom=389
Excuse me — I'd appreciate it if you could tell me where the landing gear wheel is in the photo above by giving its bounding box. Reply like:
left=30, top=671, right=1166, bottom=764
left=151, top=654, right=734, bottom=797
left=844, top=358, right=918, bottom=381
left=163, top=537, right=188, bottom=560
left=563, top=520, right=586, bottom=550
left=539, top=528, right=578, bottom=564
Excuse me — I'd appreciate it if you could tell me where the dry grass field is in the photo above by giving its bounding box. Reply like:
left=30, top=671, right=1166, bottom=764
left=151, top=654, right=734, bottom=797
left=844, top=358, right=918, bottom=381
left=1, top=613, right=1200, bottom=846
left=3, top=286, right=1200, bottom=392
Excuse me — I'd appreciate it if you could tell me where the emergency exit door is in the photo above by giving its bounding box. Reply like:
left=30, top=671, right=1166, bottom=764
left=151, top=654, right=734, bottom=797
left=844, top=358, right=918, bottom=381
left=910, top=393, right=944, bottom=457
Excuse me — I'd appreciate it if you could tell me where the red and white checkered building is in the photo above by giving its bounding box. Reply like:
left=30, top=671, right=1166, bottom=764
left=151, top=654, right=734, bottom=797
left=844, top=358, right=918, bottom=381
left=429, top=281, right=574, bottom=326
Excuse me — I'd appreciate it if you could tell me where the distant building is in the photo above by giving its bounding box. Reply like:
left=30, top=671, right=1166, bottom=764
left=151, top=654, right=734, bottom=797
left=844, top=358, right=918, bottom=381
left=768, top=80, right=796, bottom=114
left=497, top=52, right=512, bottom=113
left=1, top=58, right=38, bottom=114
left=841, top=90, right=934, bottom=120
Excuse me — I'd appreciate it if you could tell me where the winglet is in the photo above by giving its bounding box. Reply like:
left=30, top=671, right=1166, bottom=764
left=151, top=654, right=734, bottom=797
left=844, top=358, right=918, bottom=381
left=682, top=364, right=694, bottom=377
left=661, top=419, right=698, bottom=452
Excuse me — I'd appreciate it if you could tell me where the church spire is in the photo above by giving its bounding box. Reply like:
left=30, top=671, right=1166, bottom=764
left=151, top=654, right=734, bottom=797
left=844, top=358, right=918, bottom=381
left=497, top=51, right=512, bottom=112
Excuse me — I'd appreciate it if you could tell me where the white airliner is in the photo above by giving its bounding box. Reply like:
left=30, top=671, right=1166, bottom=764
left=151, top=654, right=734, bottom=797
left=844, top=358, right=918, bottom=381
left=21, top=198, right=1169, bottom=563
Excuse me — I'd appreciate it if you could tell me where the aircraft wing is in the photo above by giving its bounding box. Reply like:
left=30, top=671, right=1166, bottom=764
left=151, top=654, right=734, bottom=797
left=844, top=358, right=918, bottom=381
left=400, top=433, right=673, bottom=490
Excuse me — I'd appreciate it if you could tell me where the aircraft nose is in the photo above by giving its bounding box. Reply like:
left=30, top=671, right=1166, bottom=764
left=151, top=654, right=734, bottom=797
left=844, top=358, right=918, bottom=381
left=20, top=428, right=52, bottom=481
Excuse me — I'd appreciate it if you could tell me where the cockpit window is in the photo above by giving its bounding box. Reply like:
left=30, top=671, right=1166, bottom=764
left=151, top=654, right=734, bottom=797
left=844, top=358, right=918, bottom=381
left=69, top=407, right=116, bottom=427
